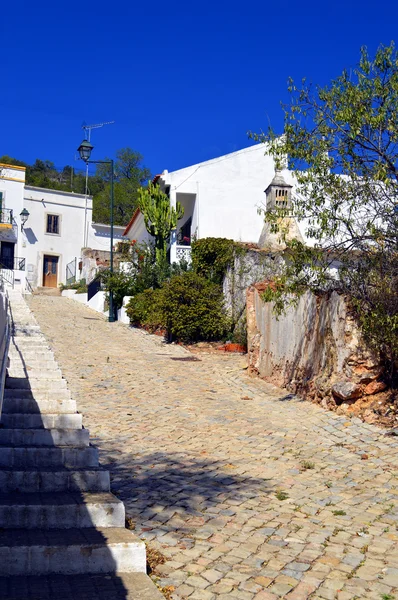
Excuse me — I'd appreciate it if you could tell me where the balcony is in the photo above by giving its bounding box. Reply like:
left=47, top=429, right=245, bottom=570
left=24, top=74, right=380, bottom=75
left=0, top=209, right=13, bottom=229
left=0, top=257, right=25, bottom=271
left=176, top=245, right=192, bottom=264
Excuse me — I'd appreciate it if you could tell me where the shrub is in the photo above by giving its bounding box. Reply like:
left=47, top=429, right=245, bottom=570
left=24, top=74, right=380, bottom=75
left=126, top=288, right=164, bottom=332
left=161, top=272, right=230, bottom=343
left=126, top=272, right=230, bottom=343
left=191, top=237, right=238, bottom=284
left=100, top=242, right=192, bottom=310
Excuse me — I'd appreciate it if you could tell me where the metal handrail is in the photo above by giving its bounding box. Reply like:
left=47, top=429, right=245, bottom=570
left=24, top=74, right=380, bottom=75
left=0, top=269, right=14, bottom=289
left=25, top=279, right=33, bottom=295
left=66, top=258, right=77, bottom=285
left=0, top=257, right=25, bottom=271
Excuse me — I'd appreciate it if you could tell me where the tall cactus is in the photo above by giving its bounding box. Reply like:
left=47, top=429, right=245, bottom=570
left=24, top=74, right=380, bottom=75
left=137, top=182, right=184, bottom=266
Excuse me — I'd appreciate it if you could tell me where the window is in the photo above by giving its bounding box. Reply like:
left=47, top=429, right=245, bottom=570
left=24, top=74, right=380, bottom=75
left=46, top=214, right=60, bottom=235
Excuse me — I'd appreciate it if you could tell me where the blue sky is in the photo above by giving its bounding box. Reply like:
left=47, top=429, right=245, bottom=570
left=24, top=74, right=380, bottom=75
left=2, top=0, right=397, bottom=177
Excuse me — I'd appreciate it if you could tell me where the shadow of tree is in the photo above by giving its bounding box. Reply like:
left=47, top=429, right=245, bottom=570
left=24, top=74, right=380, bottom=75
left=96, top=443, right=273, bottom=541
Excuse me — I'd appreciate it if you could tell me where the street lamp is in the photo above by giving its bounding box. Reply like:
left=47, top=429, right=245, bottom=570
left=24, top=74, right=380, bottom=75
left=77, top=139, right=115, bottom=322
left=20, top=208, right=30, bottom=231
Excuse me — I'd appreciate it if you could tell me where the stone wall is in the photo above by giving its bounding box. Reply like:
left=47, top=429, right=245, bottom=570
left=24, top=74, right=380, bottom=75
left=223, top=249, right=284, bottom=340
left=247, top=285, right=385, bottom=410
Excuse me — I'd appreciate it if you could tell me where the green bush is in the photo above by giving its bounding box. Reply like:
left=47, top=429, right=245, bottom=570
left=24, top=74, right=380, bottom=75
left=126, top=288, right=164, bottom=332
left=99, top=242, right=191, bottom=310
left=191, top=237, right=238, bottom=284
left=161, top=272, right=230, bottom=342
left=126, top=272, right=230, bottom=343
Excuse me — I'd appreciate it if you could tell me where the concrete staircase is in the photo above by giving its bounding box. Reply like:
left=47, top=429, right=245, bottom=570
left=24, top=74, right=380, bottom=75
left=0, top=290, right=163, bottom=599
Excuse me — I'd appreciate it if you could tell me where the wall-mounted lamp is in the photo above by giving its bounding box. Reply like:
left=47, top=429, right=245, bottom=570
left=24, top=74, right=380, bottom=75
left=20, top=208, right=30, bottom=231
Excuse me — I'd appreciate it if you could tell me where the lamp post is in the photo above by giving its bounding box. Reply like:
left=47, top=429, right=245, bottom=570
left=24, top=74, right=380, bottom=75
left=77, top=139, right=115, bottom=322
left=20, top=208, right=30, bottom=231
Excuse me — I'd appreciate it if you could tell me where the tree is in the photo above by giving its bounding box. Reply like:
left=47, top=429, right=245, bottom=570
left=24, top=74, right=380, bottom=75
left=137, top=182, right=184, bottom=266
left=251, top=43, right=398, bottom=376
left=93, top=148, right=151, bottom=225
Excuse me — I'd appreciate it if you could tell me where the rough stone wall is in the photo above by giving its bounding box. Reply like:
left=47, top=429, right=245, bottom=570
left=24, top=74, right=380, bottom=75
left=247, top=285, right=384, bottom=409
left=81, top=249, right=128, bottom=284
left=223, top=249, right=284, bottom=338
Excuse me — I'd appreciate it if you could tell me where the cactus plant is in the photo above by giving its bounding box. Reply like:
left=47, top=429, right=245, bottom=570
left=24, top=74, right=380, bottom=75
left=137, top=183, right=184, bottom=266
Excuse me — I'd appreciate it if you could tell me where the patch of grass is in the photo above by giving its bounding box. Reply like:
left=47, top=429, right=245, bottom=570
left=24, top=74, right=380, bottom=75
left=360, top=544, right=369, bottom=554
left=332, top=510, right=347, bottom=516
left=381, top=594, right=395, bottom=600
left=325, top=481, right=333, bottom=488
left=300, top=460, right=315, bottom=470
left=275, top=489, right=289, bottom=501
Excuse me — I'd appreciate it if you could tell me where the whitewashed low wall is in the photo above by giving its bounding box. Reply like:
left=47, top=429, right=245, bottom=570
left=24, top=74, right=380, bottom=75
left=87, top=291, right=107, bottom=314
left=247, top=286, right=383, bottom=407
left=61, top=290, right=78, bottom=300
left=118, top=296, right=132, bottom=324
left=62, top=289, right=108, bottom=316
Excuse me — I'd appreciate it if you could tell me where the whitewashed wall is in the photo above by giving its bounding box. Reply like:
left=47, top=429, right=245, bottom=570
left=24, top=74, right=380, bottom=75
left=23, top=187, right=91, bottom=288
left=126, top=144, right=300, bottom=247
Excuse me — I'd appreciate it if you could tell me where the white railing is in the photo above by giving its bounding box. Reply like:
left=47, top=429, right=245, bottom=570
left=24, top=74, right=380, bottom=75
left=175, top=245, right=192, bottom=264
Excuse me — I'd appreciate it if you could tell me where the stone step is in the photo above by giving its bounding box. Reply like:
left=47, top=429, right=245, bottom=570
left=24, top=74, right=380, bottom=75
left=0, top=492, right=125, bottom=529
left=9, top=334, right=44, bottom=342
left=6, top=369, right=63, bottom=380
left=0, top=528, right=145, bottom=575
left=0, top=428, right=89, bottom=447
left=0, top=413, right=82, bottom=429
left=9, top=346, right=52, bottom=354
left=0, top=573, right=164, bottom=600
left=0, top=468, right=110, bottom=493
left=2, top=397, right=76, bottom=413
left=6, top=377, right=67, bottom=390
left=8, top=354, right=56, bottom=364
left=3, top=389, right=71, bottom=402
left=8, top=361, right=59, bottom=371
left=0, top=446, right=98, bottom=468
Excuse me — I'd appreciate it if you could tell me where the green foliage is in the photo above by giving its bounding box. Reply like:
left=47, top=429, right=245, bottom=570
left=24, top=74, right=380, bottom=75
left=137, top=183, right=184, bottom=266
left=191, top=237, right=238, bottom=284
left=0, top=147, right=150, bottom=227
left=60, top=278, right=87, bottom=293
left=93, top=148, right=151, bottom=225
left=160, top=272, right=231, bottom=343
left=125, top=288, right=165, bottom=332
left=126, top=272, right=230, bottom=343
left=250, top=42, right=398, bottom=376
left=99, top=242, right=191, bottom=310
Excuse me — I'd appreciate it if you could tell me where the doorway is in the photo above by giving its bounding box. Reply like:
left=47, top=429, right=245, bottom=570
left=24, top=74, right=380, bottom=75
left=0, top=242, right=15, bottom=269
left=43, top=255, right=59, bottom=288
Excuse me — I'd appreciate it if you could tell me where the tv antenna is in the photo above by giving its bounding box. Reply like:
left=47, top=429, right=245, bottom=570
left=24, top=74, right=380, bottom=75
left=80, top=120, right=115, bottom=246
left=82, top=120, right=115, bottom=142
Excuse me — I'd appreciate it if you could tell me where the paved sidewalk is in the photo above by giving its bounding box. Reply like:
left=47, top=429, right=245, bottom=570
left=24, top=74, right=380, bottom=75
left=28, top=296, right=398, bottom=600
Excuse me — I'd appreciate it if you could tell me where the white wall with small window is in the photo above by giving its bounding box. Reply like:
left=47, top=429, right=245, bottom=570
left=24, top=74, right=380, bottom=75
left=23, top=186, right=93, bottom=288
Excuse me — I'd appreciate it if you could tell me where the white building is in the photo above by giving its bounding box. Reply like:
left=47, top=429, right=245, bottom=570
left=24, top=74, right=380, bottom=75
left=0, top=162, right=124, bottom=290
left=123, top=144, right=301, bottom=262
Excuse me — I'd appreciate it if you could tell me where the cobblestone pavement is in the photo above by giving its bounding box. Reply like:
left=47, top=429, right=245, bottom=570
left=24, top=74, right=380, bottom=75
left=28, top=296, right=398, bottom=600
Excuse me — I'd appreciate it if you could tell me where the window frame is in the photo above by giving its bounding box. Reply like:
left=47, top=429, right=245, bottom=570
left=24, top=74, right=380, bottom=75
left=45, top=213, right=61, bottom=236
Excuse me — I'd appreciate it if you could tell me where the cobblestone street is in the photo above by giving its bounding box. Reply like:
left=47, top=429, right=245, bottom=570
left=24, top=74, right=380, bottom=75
left=28, top=295, right=398, bottom=600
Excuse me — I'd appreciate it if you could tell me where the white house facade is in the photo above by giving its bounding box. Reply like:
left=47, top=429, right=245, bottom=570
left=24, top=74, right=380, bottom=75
left=123, top=144, right=302, bottom=262
left=0, top=163, right=124, bottom=290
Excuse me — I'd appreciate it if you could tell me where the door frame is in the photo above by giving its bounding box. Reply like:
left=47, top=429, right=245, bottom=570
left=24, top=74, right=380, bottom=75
left=41, top=253, right=61, bottom=288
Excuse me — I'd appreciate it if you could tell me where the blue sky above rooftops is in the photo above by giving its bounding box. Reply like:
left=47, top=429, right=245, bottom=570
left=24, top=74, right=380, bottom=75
left=2, top=0, right=397, bottom=178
